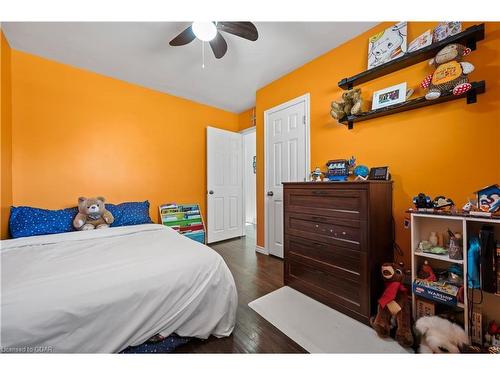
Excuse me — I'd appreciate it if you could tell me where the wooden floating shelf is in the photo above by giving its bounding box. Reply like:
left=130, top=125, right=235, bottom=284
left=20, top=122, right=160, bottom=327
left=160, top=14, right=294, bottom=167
left=338, top=24, right=485, bottom=90
left=340, top=81, right=485, bottom=129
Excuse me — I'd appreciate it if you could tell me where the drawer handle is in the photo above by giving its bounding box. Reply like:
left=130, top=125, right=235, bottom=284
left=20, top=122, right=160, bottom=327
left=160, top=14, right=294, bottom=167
left=313, top=242, right=326, bottom=248
left=315, top=224, right=319, bottom=228
left=311, top=216, right=325, bottom=222
left=312, top=191, right=327, bottom=195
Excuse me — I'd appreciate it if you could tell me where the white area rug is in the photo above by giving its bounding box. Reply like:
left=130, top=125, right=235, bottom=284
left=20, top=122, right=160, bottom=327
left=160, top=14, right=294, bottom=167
left=249, top=286, right=411, bottom=353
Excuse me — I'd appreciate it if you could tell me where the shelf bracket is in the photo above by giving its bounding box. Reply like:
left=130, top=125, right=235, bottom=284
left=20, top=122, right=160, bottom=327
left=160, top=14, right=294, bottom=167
left=347, top=121, right=353, bottom=130
left=466, top=88, right=477, bottom=104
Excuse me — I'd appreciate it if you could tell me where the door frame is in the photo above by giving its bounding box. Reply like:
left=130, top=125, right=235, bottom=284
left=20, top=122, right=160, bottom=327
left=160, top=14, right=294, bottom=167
left=240, top=126, right=256, bottom=237
left=263, top=93, right=311, bottom=256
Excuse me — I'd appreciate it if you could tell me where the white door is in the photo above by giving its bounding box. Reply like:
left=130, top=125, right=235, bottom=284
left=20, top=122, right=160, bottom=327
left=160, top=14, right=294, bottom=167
left=265, top=95, right=309, bottom=258
left=207, top=126, right=243, bottom=243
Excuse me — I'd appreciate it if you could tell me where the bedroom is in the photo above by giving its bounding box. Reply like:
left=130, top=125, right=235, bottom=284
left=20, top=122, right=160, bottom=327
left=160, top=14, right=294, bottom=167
left=1, top=0, right=499, bottom=373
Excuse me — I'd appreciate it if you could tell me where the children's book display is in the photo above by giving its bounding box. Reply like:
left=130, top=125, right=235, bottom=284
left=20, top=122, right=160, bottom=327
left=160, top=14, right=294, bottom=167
left=159, top=203, right=206, bottom=244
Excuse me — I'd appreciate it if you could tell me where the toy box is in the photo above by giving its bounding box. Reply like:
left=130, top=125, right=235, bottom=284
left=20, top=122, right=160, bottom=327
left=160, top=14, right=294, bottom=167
left=413, top=278, right=460, bottom=307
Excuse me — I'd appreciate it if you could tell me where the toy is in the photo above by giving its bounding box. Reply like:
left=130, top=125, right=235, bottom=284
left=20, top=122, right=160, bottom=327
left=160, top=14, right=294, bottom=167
left=462, top=198, right=479, bottom=213
left=475, top=184, right=500, bottom=214
left=484, top=321, right=500, bottom=347
left=467, top=236, right=481, bottom=288
left=73, top=196, right=114, bottom=230
left=421, top=43, right=474, bottom=100
left=432, top=196, right=454, bottom=211
left=418, top=260, right=437, bottom=282
left=310, top=167, right=324, bottom=182
left=330, top=88, right=363, bottom=120
left=413, top=193, right=433, bottom=210
left=371, top=263, right=414, bottom=347
left=325, top=156, right=356, bottom=181
left=353, top=165, right=370, bottom=181
left=414, top=316, right=468, bottom=353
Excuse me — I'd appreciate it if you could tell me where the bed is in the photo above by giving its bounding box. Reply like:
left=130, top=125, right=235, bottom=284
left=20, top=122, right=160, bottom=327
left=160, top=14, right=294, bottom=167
left=1, top=224, right=237, bottom=353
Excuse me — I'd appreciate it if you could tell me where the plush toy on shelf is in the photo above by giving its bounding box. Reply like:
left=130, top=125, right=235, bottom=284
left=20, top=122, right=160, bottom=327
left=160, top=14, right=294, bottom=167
left=371, top=262, right=414, bottom=347
left=418, top=260, right=437, bottom=282
left=73, top=196, right=114, bottom=230
left=330, top=88, right=364, bottom=120
left=421, top=43, right=474, bottom=100
left=414, top=315, right=468, bottom=353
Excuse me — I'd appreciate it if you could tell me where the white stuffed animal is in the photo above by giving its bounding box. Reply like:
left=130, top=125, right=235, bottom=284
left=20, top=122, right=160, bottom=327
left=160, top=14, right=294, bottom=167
left=414, top=316, right=468, bottom=353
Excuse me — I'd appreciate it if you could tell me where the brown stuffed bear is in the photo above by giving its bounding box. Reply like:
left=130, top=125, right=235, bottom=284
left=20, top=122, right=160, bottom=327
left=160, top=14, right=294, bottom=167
left=421, top=43, right=474, bottom=100
left=73, top=196, right=114, bottom=230
left=371, top=262, right=414, bottom=347
left=330, top=88, right=364, bottom=120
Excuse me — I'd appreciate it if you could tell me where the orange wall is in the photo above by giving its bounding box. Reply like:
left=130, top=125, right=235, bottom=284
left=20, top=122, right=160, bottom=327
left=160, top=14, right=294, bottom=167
left=255, top=22, right=500, bottom=264
left=0, top=30, right=13, bottom=239
left=238, top=107, right=255, bottom=131
left=9, top=50, right=239, bottom=228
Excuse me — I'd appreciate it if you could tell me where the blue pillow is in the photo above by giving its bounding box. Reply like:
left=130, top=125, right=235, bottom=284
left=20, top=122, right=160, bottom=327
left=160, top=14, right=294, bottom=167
left=106, top=201, right=153, bottom=227
left=9, top=206, right=78, bottom=238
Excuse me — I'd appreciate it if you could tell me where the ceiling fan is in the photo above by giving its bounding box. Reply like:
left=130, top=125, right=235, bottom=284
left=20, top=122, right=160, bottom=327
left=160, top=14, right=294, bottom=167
left=169, top=22, right=258, bottom=59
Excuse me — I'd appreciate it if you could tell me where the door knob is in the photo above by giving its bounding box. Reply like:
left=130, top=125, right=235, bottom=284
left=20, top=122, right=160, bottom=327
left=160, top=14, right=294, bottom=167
left=208, top=190, right=214, bottom=195
left=267, top=191, right=274, bottom=197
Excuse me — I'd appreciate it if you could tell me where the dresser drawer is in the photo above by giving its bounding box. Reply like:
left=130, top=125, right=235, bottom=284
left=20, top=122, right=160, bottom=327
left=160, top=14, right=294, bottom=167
left=285, top=259, right=368, bottom=316
left=284, top=187, right=367, bottom=220
left=286, top=235, right=366, bottom=278
left=284, top=212, right=366, bottom=251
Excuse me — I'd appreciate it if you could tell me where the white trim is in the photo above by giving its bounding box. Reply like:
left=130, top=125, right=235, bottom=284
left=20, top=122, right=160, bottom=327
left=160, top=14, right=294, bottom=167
left=263, top=93, right=311, bottom=257
left=240, top=126, right=256, bottom=135
left=255, top=245, right=269, bottom=255
left=241, top=127, right=257, bottom=235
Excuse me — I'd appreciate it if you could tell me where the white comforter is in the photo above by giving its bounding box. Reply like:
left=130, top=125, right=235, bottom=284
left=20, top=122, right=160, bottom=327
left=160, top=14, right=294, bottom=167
left=0, top=224, right=237, bottom=353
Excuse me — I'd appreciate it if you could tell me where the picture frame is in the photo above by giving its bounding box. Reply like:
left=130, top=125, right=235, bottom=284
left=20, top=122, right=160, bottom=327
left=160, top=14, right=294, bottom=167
left=371, top=82, right=407, bottom=110
left=408, top=29, right=432, bottom=53
left=432, top=22, right=462, bottom=43
left=367, top=22, right=407, bottom=69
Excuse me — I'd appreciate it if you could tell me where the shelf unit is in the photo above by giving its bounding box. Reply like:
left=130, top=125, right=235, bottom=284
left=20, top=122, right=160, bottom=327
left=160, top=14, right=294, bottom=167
left=338, top=24, right=485, bottom=89
left=335, top=23, right=486, bottom=130
left=410, top=212, right=500, bottom=341
left=340, top=81, right=485, bottom=129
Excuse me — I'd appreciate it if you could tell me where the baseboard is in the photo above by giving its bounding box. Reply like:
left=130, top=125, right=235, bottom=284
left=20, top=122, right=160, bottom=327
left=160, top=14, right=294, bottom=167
left=255, top=245, right=269, bottom=255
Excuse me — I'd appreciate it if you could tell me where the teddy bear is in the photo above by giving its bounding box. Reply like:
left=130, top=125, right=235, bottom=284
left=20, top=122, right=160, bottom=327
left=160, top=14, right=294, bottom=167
left=73, top=196, right=114, bottom=230
left=371, top=262, right=414, bottom=347
left=421, top=43, right=474, bottom=100
left=330, top=88, right=364, bottom=120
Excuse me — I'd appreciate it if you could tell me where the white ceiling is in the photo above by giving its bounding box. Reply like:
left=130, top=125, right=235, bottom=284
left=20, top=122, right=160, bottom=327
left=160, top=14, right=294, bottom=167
left=2, top=22, right=376, bottom=113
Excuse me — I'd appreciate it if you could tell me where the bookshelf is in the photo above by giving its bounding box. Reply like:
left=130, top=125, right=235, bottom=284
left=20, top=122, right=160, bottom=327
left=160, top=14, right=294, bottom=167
left=159, top=203, right=206, bottom=244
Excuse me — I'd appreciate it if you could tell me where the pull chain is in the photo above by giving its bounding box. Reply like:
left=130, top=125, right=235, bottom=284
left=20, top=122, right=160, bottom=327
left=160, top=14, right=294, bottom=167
left=202, top=41, right=205, bottom=69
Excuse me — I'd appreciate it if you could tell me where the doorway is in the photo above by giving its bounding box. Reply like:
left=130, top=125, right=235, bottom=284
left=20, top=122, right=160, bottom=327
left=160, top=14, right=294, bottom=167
left=264, top=94, right=310, bottom=258
left=242, top=127, right=257, bottom=235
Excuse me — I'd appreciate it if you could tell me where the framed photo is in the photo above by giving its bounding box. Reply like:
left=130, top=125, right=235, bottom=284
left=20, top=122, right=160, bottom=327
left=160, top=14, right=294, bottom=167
left=367, top=22, right=407, bottom=69
left=408, top=29, right=432, bottom=53
left=372, top=82, right=407, bottom=110
left=433, top=22, right=462, bottom=43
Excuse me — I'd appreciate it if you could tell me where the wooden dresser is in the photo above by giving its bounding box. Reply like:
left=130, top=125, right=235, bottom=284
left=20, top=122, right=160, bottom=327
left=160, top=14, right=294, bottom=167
left=283, top=181, right=393, bottom=325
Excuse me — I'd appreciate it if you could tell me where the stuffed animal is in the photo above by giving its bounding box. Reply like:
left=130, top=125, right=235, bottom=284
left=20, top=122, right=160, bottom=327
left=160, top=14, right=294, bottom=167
left=421, top=43, right=474, bottom=100
left=73, top=196, right=114, bottom=230
left=414, top=316, right=468, bottom=353
left=371, top=262, right=414, bottom=347
left=330, top=88, right=364, bottom=120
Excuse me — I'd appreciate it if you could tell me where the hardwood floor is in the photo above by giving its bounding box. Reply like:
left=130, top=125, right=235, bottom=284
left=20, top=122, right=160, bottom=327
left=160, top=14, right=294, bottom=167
left=175, top=225, right=307, bottom=353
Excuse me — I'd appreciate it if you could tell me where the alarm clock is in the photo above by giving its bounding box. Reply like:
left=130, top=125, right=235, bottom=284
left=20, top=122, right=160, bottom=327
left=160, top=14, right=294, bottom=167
left=368, top=166, right=390, bottom=180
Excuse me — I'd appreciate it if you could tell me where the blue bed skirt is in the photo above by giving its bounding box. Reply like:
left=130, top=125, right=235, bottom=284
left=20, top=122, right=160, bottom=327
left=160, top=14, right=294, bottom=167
left=121, top=334, right=191, bottom=354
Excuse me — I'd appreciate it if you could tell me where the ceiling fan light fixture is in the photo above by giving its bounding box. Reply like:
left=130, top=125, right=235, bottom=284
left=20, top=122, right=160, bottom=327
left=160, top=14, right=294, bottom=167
left=192, top=22, right=217, bottom=42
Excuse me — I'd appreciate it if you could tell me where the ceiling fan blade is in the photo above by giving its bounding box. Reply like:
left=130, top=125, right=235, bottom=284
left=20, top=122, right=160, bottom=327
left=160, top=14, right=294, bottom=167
left=216, top=22, right=258, bottom=41
left=169, top=25, right=196, bottom=46
left=209, top=32, right=228, bottom=59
